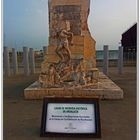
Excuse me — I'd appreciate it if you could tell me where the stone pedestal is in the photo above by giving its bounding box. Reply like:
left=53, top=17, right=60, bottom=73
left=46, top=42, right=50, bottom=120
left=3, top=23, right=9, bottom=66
left=24, top=0, right=124, bottom=100
left=24, top=72, right=123, bottom=100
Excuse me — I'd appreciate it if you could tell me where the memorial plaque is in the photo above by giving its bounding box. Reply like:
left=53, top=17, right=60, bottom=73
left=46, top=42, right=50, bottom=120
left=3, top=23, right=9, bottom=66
left=54, top=5, right=81, bottom=35
left=40, top=97, right=101, bottom=137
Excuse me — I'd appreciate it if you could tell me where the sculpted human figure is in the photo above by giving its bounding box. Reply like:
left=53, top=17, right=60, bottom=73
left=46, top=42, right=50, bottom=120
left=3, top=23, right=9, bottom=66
left=60, top=63, right=73, bottom=81
left=75, top=58, right=86, bottom=85
left=56, top=28, right=73, bottom=62
left=39, top=72, right=47, bottom=87
left=47, top=64, right=60, bottom=86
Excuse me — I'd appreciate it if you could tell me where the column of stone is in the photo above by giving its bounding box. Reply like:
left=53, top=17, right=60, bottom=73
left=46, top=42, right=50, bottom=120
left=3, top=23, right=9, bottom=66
left=4, top=47, right=10, bottom=77
left=118, top=46, right=123, bottom=74
left=23, top=47, right=30, bottom=76
left=12, top=48, right=18, bottom=75
left=103, top=45, right=109, bottom=75
left=29, top=48, right=35, bottom=74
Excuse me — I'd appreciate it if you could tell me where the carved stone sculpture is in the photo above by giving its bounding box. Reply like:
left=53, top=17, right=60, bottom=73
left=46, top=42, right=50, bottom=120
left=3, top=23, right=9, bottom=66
left=56, top=28, right=73, bottom=63
left=39, top=0, right=99, bottom=88
left=24, top=0, right=124, bottom=100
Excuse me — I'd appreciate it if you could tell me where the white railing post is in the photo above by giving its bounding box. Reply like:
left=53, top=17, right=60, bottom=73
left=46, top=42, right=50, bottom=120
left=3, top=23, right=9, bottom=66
left=43, top=46, right=47, bottom=56
left=4, top=47, right=10, bottom=77
left=103, top=45, right=109, bottom=75
left=29, top=48, right=35, bottom=74
left=23, top=47, right=30, bottom=76
left=118, top=46, right=123, bottom=74
left=12, top=48, right=18, bottom=75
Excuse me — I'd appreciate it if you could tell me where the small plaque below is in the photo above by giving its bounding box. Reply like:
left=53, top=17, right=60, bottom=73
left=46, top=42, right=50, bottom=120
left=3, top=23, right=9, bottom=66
left=40, top=97, right=101, bottom=137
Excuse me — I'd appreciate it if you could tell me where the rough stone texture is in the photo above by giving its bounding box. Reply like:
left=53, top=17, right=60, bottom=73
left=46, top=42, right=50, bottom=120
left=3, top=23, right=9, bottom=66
left=24, top=0, right=124, bottom=99
left=41, top=0, right=96, bottom=73
left=24, top=72, right=124, bottom=100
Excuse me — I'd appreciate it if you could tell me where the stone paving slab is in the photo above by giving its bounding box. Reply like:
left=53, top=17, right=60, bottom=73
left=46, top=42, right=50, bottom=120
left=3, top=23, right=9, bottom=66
left=24, top=72, right=123, bottom=100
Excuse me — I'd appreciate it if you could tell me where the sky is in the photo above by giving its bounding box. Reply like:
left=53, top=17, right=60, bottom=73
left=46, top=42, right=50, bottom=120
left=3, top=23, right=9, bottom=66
left=3, top=0, right=137, bottom=51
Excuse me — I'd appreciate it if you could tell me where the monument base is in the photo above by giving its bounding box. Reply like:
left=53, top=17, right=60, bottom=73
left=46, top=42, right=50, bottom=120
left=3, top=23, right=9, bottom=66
left=24, top=72, right=123, bottom=100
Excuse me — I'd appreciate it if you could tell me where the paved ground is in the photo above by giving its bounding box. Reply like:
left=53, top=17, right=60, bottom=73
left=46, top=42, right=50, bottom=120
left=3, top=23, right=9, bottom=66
left=3, top=67, right=136, bottom=140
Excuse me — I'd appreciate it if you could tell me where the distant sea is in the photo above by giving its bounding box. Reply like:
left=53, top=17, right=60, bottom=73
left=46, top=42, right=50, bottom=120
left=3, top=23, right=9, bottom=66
left=96, top=50, right=118, bottom=60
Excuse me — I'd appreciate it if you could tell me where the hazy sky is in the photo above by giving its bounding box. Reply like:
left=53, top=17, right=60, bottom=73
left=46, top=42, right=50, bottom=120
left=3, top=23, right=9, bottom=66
left=3, top=0, right=137, bottom=50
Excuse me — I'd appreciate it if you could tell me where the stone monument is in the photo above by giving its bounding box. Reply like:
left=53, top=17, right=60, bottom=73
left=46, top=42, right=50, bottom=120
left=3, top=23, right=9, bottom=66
left=24, top=0, right=123, bottom=99
left=39, top=0, right=98, bottom=87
